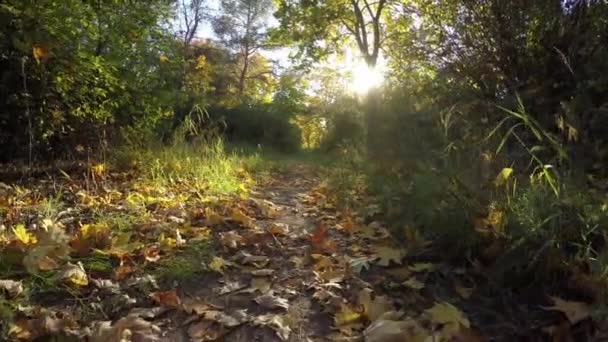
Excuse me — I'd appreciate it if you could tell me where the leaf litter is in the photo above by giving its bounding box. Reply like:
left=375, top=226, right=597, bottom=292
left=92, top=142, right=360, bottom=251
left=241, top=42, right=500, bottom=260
left=0, top=164, right=600, bottom=341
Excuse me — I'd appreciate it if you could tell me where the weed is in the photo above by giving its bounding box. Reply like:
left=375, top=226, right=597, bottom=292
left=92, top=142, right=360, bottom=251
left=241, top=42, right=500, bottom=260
left=152, top=239, right=213, bottom=285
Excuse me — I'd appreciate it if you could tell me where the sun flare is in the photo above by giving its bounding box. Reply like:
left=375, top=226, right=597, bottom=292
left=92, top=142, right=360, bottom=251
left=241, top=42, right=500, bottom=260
left=349, top=61, right=384, bottom=95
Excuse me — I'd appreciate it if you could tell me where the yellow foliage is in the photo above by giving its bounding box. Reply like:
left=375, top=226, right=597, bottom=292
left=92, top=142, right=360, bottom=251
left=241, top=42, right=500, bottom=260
left=12, top=224, right=37, bottom=246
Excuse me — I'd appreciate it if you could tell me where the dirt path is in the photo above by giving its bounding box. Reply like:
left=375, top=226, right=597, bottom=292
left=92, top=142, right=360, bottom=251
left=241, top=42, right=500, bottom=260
left=103, top=165, right=482, bottom=342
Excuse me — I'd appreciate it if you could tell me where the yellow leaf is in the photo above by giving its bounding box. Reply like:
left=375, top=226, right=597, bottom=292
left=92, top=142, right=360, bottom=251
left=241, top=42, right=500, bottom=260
left=494, top=167, right=513, bottom=187
left=334, top=304, right=362, bottom=326
left=208, top=256, right=226, bottom=273
left=358, top=288, right=393, bottom=321
left=374, top=246, right=404, bottom=266
left=60, top=262, right=88, bottom=287
left=91, top=163, right=106, bottom=177
left=12, top=224, right=36, bottom=246
left=230, top=208, right=254, bottom=228
left=425, top=302, right=470, bottom=328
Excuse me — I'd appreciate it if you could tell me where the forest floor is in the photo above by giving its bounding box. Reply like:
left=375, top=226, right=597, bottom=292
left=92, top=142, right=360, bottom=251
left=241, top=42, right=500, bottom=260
left=0, top=162, right=595, bottom=341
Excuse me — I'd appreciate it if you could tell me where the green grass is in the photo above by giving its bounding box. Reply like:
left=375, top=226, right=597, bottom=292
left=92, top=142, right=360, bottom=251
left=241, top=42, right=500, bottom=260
left=152, top=239, right=213, bottom=286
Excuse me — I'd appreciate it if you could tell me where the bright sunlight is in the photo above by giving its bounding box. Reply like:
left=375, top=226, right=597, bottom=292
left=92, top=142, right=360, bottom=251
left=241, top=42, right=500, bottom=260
left=348, top=60, right=384, bottom=95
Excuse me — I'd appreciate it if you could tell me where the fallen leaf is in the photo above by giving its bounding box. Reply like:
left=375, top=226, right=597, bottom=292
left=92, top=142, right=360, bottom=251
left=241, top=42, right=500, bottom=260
left=541, top=296, right=591, bottom=325
left=403, top=277, right=425, bottom=290
left=310, top=224, right=336, bottom=253
left=348, top=256, right=371, bottom=273
left=201, top=310, right=245, bottom=328
left=255, top=292, right=290, bottom=310
left=0, top=279, right=23, bottom=298
left=230, top=208, right=254, bottom=228
left=188, top=320, right=222, bottom=341
left=113, top=264, right=135, bottom=280
left=208, top=256, right=227, bottom=273
left=358, top=288, right=394, bottom=321
left=249, top=277, right=272, bottom=293
left=89, top=315, right=161, bottom=342
left=364, top=311, right=428, bottom=342
left=252, top=314, right=291, bottom=341
left=454, top=282, right=473, bottom=299
left=408, top=262, right=435, bottom=273
left=60, top=262, right=88, bottom=286
left=425, top=301, right=470, bottom=329
left=151, top=289, right=181, bottom=308
left=374, top=246, right=404, bottom=266
left=218, top=281, right=246, bottom=295
left=334, top=304, right=363, bottom=326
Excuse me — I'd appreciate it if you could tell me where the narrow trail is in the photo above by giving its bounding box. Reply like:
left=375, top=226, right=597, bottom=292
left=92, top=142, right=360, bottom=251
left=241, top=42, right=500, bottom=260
left=140, top=165, right=493, bottom=341
left=156, top=164, right=396, bottom=341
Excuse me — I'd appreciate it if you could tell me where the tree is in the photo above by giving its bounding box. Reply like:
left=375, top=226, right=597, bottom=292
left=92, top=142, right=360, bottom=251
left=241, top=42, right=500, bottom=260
left=212, top=0, right=273, bottom=97
left=174, top=0, right=207, bottom=47
left=273, top=0, right=390, bottom=154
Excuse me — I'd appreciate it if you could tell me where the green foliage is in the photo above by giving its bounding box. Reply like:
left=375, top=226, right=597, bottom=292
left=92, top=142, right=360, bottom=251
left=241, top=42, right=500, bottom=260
left=211, top=103, right=301, bottom=152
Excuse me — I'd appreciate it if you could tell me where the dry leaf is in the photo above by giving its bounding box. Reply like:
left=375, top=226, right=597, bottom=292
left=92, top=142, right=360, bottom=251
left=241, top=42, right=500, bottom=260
left=358, top=288, right=394, bottom=321
left=408, top=262, right=435, bottom=273
left=89, top=315, right=161, bottom=342
left=425, top=302, right=470, bottom=333
left=60, top=262, right=88, bottom=287
left=364, top=312, right=428, bottom=342
left=252, top=314, right=291, bottom=341
left=208, top=256, right=227, bottom=273
left=188, top=320, right=222, bottom=341
left=334, top=304, right=363, bottom=326
left=255, top=292, right=290, bottom=310
left=541, top=297, right=591, bottom=325
left=403, top=277, right=425, bottom=290
left=150, top=289, right=181, bottom=308
left=113, top=264, right=135, bottom=280
left=0, top=279, right=23, bottom=298
left=249, top=277, right=272, bottom=293
left=374, top=246, right=404, bottom=266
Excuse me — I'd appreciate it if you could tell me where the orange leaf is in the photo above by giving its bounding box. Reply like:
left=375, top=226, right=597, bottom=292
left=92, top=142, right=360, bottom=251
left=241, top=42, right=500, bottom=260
left=32, top=46, right=47, bottom=64
left=112, top=265, right=135, bottom=280
left=151, top=289, right=181, bottom=308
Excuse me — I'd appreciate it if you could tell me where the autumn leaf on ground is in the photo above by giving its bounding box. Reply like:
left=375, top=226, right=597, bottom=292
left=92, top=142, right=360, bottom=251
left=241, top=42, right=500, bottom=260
left=230, top=207, right=254, bottom=228
left=374, top=246, right=405, bottom=266
left=248, top=277, right=271, bottom=293
left=425, top=302, right=470, bottom=339
left=89, top=315, right=162, bottom=342
left=12, top=224, right=36, bottom=246
left=255, top=292, right=290, bottom=310
left=312, top=254, right=334, bottom=271
left=334, top=304, right=363, bottom=326
left=252, top=314, right=291, bottom=341
left=205, top=208, right=224, bottom=226
left=0, top=279, right=23, bottom=298
left=208, top=256, right=228, bottom=273
left=541, top=296, right=591, bottom=325
left=310, top=224, right=337, bottom=253
left=113, top=264, right=135, bottom=280
left=408, top=262, right=435, bottom=273
left=454, top=282, right=473, bottom=299
left=358, top=288, right=394, bottom=321
left=60, top=262, right=88, bottom=286
left=347, top=256, right=371, bottom=273
left=364, top=312, right=429, bottom=342
left=188, top=320, right=222, bottom=341
left=151, top=289, right=181, bottom=308
left=403, top=277, right=425, bottom=290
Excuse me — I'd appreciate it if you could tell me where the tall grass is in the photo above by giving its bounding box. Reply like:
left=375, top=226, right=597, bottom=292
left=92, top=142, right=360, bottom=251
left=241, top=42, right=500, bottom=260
left=112, top=105, right=262, bottom=195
